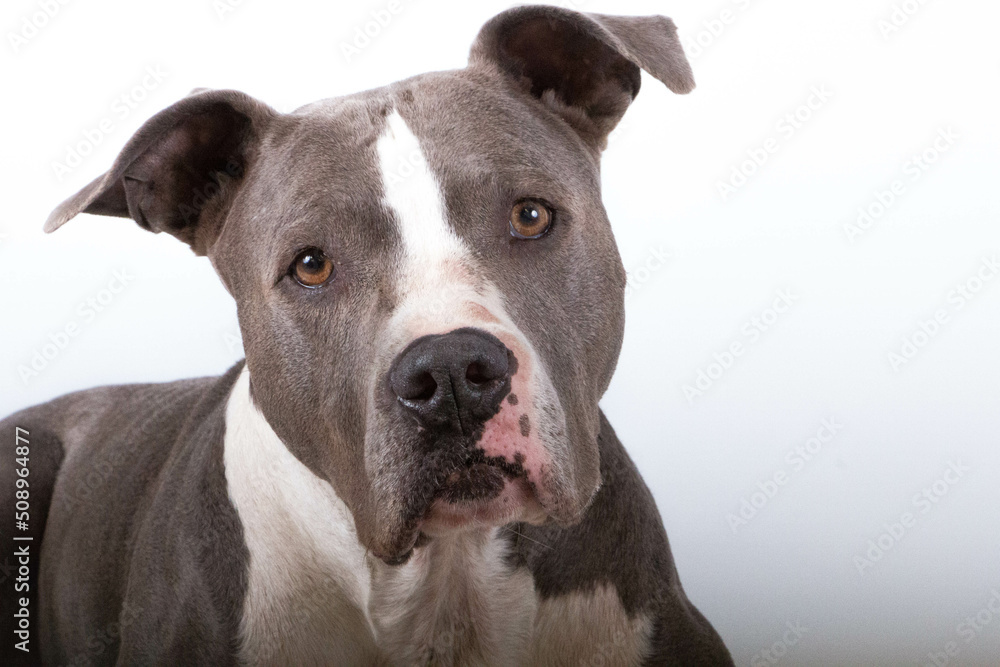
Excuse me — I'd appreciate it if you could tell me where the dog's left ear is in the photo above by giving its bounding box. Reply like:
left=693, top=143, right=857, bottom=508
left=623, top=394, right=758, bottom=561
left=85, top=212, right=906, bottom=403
left=469, top=5, right=694, bottom=150
left=44, top=89, right=277, bottom=256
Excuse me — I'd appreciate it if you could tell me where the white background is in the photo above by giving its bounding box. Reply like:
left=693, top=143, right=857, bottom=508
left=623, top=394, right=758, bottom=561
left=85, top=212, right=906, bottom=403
left=3, top=0, right=999, bottom=664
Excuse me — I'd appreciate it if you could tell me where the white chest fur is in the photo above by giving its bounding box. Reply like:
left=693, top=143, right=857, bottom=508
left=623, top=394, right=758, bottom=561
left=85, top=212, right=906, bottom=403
left=369, top=529, right=537, bottom=666
left=223, top=369, right=538, bottom=665
left=223, top=370, right=380, bottom=664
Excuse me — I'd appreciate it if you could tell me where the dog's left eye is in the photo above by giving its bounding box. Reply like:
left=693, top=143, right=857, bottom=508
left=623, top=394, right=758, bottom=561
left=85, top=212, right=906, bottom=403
left=509, top=199, right=553, bottom=239
left=290, top=248, right=335, bottom=288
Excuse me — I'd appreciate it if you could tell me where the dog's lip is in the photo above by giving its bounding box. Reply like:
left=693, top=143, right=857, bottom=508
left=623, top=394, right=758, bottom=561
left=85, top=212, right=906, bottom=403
left=434, top=459, right=509, bottom=502
left=420, top=476, right=544, bottom=533
left=371, top=478, right=545, bottom=566
left=372, top=450, right=541, bottom=565
left=419, top=450, right=544, bottom=528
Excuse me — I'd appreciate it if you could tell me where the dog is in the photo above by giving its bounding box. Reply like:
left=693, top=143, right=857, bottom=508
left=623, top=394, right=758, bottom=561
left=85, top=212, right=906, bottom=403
left=2, top=5, right=733, bottom=665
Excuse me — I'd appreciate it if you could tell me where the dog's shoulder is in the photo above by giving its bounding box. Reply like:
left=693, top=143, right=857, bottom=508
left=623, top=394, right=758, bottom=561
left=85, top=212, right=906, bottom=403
left=28, top=362, right=249, bottom=665
left=7, top=368, right=226, bottom=456
left=514, top=411, right=734, bottom=665
left=110, top=361, right=251, bottom=665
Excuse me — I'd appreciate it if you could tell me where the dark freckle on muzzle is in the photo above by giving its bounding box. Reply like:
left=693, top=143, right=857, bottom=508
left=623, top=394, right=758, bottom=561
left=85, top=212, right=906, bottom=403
left=507, top=393, right=518, bottom=406
left=519, top=414, right=530, bottom=437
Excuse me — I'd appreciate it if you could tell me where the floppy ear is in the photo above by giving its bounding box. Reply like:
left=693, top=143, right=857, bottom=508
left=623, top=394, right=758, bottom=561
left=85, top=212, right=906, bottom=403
left=45, top=89, right=277, bottom=256
left=469, top=5, right=694, bottom=149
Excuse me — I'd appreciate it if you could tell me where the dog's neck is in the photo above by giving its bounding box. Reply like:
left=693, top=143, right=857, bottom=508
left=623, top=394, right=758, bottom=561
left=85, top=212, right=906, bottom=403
left=223, top=368, right=535, bottom=665
left=369, top=524, right=536, bottom=665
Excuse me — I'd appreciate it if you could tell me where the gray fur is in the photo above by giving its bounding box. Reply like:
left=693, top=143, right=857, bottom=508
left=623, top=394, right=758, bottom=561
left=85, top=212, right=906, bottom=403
left=2, top=5, right=731, bottom=664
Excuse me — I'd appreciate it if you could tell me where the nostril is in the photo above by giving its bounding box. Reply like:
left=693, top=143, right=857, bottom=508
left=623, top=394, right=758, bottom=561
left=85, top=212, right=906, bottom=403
left=466, top=362, right=490, bottom=385
left=465, top=350, right=509, bottom=389
left=406, top=372, right=437, bottom=402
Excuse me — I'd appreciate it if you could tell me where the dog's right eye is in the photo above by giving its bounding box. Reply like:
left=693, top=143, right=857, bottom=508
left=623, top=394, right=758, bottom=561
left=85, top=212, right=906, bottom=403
left=290, top=248, right=335, bottom=288
left=509, top=199, right=553, bottom=239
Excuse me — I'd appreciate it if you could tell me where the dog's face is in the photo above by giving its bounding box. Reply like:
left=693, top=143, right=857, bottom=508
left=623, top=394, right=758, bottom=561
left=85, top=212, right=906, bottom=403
left=46, top=6, right=693, bottom=563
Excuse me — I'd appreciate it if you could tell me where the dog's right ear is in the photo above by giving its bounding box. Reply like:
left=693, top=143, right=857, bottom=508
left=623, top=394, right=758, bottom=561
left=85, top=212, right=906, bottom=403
left=469, top=5, right=694, bottom=151
left=44, top=89, right=277, bottom=256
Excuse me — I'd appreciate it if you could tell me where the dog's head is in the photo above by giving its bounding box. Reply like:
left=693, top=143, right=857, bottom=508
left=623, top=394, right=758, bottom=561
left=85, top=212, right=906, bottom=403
left=46, top=6, right=693, bottom=564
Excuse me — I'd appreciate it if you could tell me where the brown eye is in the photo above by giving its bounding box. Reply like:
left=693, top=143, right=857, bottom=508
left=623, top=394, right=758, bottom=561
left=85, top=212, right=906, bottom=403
left=291, top=248, right=335, bottom=288
left=509, top=199, right=553, bottom=239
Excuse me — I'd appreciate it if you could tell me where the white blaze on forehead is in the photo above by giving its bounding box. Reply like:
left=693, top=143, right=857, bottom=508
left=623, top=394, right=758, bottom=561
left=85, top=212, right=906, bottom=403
left=376, top=108, right=483, bottom=342
left=373, top=110, right=575, bottom=510
left=377, top=110, right=466, bottom=278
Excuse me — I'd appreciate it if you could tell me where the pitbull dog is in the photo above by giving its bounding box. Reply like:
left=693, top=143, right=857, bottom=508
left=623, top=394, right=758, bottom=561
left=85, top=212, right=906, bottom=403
left=1, top=5, right=732, bottom=665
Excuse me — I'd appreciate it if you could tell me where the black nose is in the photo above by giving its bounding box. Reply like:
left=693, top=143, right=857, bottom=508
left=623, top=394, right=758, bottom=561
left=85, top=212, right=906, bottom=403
left=390, top=328, right=512, bottom=433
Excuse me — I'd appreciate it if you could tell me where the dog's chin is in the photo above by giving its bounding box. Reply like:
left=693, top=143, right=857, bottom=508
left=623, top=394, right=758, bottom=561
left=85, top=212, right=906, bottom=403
left=420, top=452, right=548, bottom=530
left=420, top=476, right=547, bottom=536
left=370, top=455, right=549, bottom=566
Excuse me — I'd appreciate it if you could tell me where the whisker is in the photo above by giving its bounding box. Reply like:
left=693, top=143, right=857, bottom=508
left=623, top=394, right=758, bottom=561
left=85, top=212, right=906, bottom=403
left=501, top=524, right=552, bottom=551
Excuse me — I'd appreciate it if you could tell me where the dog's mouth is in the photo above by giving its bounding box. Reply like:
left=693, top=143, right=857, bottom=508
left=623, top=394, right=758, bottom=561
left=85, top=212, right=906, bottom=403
left=433, top=449, right=525, bottom=504
left=375, top=448, right=543, bottom=566
left=419, top=451, right=543, bottom=539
